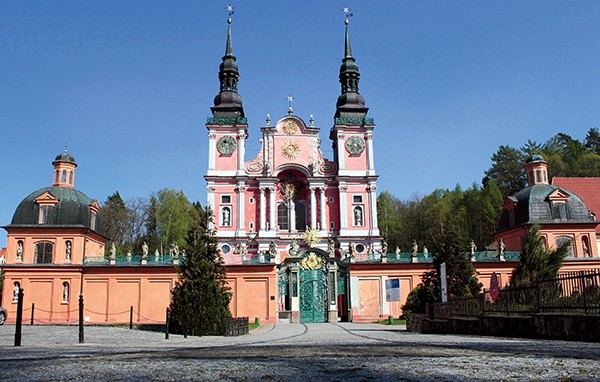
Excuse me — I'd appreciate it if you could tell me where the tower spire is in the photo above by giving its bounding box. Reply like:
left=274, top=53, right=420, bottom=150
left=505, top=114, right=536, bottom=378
left=211, top=7, right=245, bottom=119
left=335, top=8, right=368, bottom=119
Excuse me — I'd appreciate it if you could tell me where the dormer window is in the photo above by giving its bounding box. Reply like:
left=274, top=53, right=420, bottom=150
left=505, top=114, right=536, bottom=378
left=552, top=202, right=567, bottom=220
left=38, top=205, right=54, bottom=224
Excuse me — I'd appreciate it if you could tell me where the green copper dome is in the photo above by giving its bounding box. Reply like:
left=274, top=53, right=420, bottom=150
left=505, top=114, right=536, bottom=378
left=53, top=151, right=76, bottom=165
left=7, top=186, right=105, bottom=236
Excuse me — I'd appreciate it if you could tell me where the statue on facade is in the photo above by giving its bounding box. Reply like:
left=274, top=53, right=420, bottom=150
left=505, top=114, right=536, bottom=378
left=173, top=244, right=180, bottom=260
left=16, top=241, right=23, bottom=261
left=13, top=283, right=20, bottom=302
left=235, top=242, right=247, bottom=260
left=289, top=239, right=299, bottom=257
left=62, top=283, right=69, bottom=303
left=126, top=249, right=132, bottom=262
left=498, top=239, right=505, bottom=261
left=327, top=236, right=335, bottom=256
left=154, top=248, right=160, bottom=262
left=65, top=241, right=72, bottom=261
left=110, top=243, right=116, bottom=260
left=422, top=245, right=429, bottom=258
left=470, top=239, right=477, bottom=261
left=381, top=239, right=388, bottom=257
left=583, top=241, right=590, bottom=257
left=354, top=207, right=363, bottom=226
left=142, top=242, right=149, bottom=260
left=269, top=241, right=277, bottom=259
left=348, top=242, right=354, bottom=259
left=0, top=253, right=5, bottom=265
left=395, top=246, right=401, bottom=255
left=222, top=207, right=231, bottom=226
left=412, top=240, right=418, bottom=257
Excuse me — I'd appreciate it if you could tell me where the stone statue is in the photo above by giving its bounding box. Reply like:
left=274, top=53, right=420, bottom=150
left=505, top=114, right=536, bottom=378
left=13, top=283, right=20, bottom=302
left=235, top=242, right=247, bottom=260
left=110, top=243, right=116, bottom=260
left=395, top=246, right=401, bottom=255
left=423, top=245, right=429, bottom=258
left=470, top=239, right=477, bottom=256
left=62, top=283, right=69, bottom=303
left=412, top=240, right=418, bottom=256
left=289, top=239, right=299, bottom=257
left=65, top=241, right=72, bottom=261
left=354, top=207, right=363, bottom=226
left=16, top=241, right=23, bottom=261
left=222, top=207, right=231, bottom=226
left=327, top=237, right=335, bottom=256
left=154, top=248, right=160, bottom=262
left=173, top=244, right=180, bottom=260
left=348, top=242, right=354, bottom=258
left=0, top=254, right=5, bottom=265
left=142, top=242, right=149, bottom=260
left=381, top=239, right=388, bottom=256
left=498, top=239, right=505, bottom=255
left=269, top=241, right=277, bottom=259
left=126, top=250, right=132, bottom=262
left=181, top=249, right=186, bottom=259
left=583, top=241, right=590, bottom=257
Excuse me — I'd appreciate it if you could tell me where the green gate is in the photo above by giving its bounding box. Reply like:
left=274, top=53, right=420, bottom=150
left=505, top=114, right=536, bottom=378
left=299, top=268, right=326, bottom=323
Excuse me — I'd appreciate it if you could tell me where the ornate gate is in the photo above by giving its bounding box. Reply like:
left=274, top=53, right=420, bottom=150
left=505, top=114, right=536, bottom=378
left=299, top=267, right=326, bottom=323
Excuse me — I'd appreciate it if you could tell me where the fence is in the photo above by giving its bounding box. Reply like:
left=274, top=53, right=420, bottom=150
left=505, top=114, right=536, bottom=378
left=224, top=317, right=249, bottom=336
left=432, top=269, right=600, bottom=318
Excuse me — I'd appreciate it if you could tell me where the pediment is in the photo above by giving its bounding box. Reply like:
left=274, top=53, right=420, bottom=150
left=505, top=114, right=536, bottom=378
left=548, top=188, right=570, bottom=203
left=35, top=191, right=59, bottom=205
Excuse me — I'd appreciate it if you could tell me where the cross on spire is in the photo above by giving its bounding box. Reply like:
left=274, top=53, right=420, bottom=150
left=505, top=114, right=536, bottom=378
left=343, top=6, right=353, bottom=24
left=287, top=94, right=294, bottom=115
left=63, top=142, right=69, bottom=153
left=226, top=4, right=234, bottom=23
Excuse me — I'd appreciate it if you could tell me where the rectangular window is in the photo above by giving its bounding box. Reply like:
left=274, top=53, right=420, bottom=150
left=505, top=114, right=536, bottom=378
left=90, top=212, right=97, bottom=230
left=353, top=195, right=362, bottom=203
left=35, top=242, right=53, bottom=264
left=221, top=195, right=231, bottom=204
left=38, top=206, right=54, bottom=224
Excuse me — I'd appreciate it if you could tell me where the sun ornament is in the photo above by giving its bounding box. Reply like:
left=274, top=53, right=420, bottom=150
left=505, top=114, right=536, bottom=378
left=282, top=119, right=298, bottom=135
left=303, top=228, right=321, bottom=247
left=282, top=140, right=300, bottom=160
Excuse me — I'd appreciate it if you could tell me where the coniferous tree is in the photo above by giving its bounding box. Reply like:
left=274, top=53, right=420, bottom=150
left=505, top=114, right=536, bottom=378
left=510, top=224, right=569, bottom=288
left=169, top=206, right=232, bottom=335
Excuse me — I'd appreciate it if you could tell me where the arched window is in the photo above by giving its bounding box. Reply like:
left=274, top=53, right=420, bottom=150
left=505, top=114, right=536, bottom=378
left=536, top=170, right=542, bottom=183
left=295, top=201, right=306, bottom=231
left=90, top=212, right=97, bottom=230
left=54, top=170, right=59, bottom=183
left=556, top=236, right=574, bottom=257
left=277, top=203, right=289, bottom=230
left=35, top=242, right=53, bottom=264
left=61, top=169, right=67, bottom=183
left=69, top=171, right=73, bottom=185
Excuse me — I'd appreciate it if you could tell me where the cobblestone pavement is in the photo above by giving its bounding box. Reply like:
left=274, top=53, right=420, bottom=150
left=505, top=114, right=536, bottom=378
left=1, top=323, right=600, bottom=381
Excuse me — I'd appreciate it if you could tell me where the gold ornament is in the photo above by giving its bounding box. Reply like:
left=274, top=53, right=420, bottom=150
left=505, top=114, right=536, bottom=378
left=282, top=140, right=300, bottom=160
left=301, top=252, right=323, bottom=270
left=282, top=119, right=298, bottom=135
left=303, top=228, right=321, bottom=247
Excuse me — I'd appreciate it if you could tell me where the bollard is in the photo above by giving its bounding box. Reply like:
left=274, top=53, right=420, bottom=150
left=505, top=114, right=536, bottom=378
left=388, top=315, right=394, bottom=325
left=30, top=303, right=35, bottom=325
left=14, top=288, right=24, bottom=346
left=78, top=294, right=84, bottom=344
left=129, top=306, right=133, bottom=329
left=165, top=307, right=170, bottom=340
left=254, top=316, right=260, bottom=326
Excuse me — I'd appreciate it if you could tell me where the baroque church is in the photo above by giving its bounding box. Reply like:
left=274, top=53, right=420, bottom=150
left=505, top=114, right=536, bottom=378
left=2, top=16, right=600, bottom=325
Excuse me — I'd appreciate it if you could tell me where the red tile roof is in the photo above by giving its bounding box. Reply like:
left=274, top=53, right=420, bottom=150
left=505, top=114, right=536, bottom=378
left=552, top=177, right=600, bottom=230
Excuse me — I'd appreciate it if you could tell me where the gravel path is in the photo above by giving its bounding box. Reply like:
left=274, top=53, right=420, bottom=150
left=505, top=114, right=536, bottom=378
left=1, top=323, right=599, bottom=381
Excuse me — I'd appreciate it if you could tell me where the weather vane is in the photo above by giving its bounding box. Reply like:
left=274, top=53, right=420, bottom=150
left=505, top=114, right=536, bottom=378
left=226, top=4, right=234, bottom=22
left=63, top=142, right=69, bottom=153
left=343, top=6, right=353, bottom=24
left=287, top=94, right=294, bottom=114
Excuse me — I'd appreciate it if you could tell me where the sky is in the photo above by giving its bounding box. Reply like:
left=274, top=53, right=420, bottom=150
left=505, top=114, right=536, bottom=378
left=2, top=1, right=600, bottom=248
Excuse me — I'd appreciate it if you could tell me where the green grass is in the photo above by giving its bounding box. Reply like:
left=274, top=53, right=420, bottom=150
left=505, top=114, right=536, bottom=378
left=249, top=322, right=260, bottom=331
left=372, top=318, right=406, bottom=325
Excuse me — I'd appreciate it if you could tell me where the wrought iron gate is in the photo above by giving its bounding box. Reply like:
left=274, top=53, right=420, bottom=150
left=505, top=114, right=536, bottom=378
left=299, top=268, right=326, bottom=323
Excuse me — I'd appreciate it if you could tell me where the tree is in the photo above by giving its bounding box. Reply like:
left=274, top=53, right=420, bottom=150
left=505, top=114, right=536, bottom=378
left=98, top=191, right=129, bottom=251
left=169, top=206, right=232, bottom=335
left=585, top=127, right=600, bottom=155
left=510, top=225, right=569, bottom=288
left=153, top=189, right=193, bottom=249
left=484, top=145, right=526, bottom=197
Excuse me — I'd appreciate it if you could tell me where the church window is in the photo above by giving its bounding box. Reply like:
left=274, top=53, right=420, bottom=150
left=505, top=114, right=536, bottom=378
left=295, top=202, right=306, bottom=231
left=543, top=170, right=547, bottom=183
left=355, top=243, right=365, bottom=253
left=528, top=171, right=533, bottom=184
left=35, top=242, right=54, bottom=264
left=54, top=170, right=59, bottom=183
left=556, top=236, right=574, bottom=257
left=221, top=244, right=231, bottom=255
left=221, top=195, right=231, bottom=204
left=277, top=203, right=288, bottom=230
left=353, top=195, right=362, bottom=203
left=552, top=202, right=567, bottom=220
left=536, top=170, right=542, bottom=183
left=90, top=211, right=97, bottom=230
left=69, top=171, right=73, bottom=185
left=38, top=205, right=54, bottom=224
left=61, top=169, right=67, bottom=183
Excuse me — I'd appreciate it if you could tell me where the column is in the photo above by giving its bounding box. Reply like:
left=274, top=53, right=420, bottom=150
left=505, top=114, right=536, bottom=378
left=290, top=200, right=296, bottom=232
left=207, top=186, right=216, bottom=231
left=337, top=132, right=345, bottom=170
left=269, top=187, right=276, bottom=231
left=368, top=184, right=379, bottom=235
left=237, top=130, right=246, bottom=175
left=259, top=187, right=266, bottom=232
left=319, top=187, right=327, bottom=232
left=208, top=133, right=216, bottom=170
left=365, top=132, right=375, bottom=176
left=310, top=187, right=317, bottom=230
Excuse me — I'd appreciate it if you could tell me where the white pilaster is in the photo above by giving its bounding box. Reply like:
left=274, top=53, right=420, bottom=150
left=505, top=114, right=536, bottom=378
left=269, top=187, right=276, bottom=231
left=339, top=185, right=348, bottom=230
left=236, top=184, right=246, bottom=236
left=259, top=187, right=266, bottom=232
left=208, top=132, right=216, bottom=170
left=368, top=184, right=380, bottom=236
left=237, top=130, right=246, bottom=175
left=310, top=187, right=317, bottom=230
left=337, top=132, right=345, bottom=170
left=366, top=132, right=375, bottom=176
left=319, top=187, right=326, bottom=232
left=290, top=201, right=296, bottom=232
left=207, top=186, right=216, bottom=231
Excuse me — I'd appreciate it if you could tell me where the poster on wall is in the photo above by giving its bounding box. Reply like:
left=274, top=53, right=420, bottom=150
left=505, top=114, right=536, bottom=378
left=385, top=278, right=400, bottom=302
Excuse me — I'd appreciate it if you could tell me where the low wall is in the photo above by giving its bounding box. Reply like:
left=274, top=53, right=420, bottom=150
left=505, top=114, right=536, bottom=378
left=418, top=313, right=600, bottom=342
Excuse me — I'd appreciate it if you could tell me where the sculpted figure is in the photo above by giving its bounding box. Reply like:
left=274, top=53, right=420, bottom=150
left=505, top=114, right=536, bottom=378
left=65, top=241, right=72, bottom=261
left=412, top=240, right=418, bottom=256
left=222, top=207, right=231, bottom=226
left=470, top=239, right=477, bottom=256
left=354, top=207, right=363, bottom=226
left=269, top=241, right=277, bottom=259
left=289, top=239, right=299, bottom=257
left=142, top=242, right=149, bottom=260
left=423, top=245, right=428, bottom=258
left=173, top=244, right=180, bottom=259
left=498, top=239, right=505, bottom=255
left=327, top=237, right=335, bottom=256
left=110, top=243, right=116, bottom=260
left=583, top=241, right=590, bottom=257
left=63, top=283, right=69, bottom=303
left=381, top=239, right=388, bottom=256
left=13, top=283, right=20, bottom=302
left=16, top=241, right=23, bottom=261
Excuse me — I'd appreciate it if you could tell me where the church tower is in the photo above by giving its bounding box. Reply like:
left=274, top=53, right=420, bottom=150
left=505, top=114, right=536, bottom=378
left=206, top=15, right=249, bottom=238
left=329, top=18, right=381, bottom=250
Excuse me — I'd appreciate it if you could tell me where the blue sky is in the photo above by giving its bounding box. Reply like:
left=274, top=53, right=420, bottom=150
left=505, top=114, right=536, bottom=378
left=2, top=1, right=600, bottom=248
